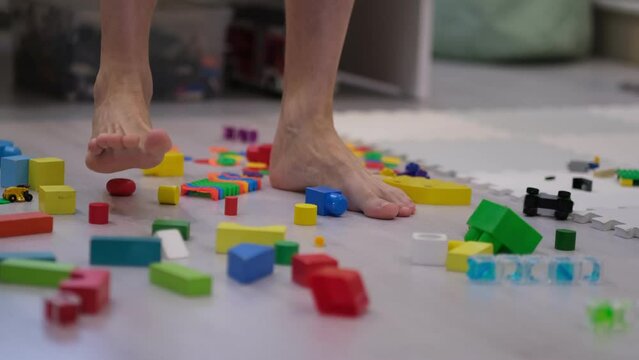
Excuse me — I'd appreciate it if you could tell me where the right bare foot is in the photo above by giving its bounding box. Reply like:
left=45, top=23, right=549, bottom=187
left=85, top=70, right=172, bottom=173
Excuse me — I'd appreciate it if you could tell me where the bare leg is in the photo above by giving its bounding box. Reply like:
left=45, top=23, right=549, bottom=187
left=86, top=0, right=172, bottom=173
left=270, top=0, right=415, bottom=219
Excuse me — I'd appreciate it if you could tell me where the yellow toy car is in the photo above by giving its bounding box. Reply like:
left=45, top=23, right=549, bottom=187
left=2, top=185, right=33, bottom=202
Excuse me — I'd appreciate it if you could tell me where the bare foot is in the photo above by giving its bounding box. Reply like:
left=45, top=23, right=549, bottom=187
left=85, top=70, right=172, bottom=173
left=270, top=114, right=416, bottom=220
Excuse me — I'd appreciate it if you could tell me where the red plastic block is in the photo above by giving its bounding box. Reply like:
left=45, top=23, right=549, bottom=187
left=45, top=292, right=81, bottom=326
left=225, top=196, right=238, bottom=216
left=88, top=202, right=109, bottom=225
left=292, top=253, right=338, bottom=287
left=246, top=145, right=260, bottom=162
left=106, top=178, right=136, bottom=197
left=246, top=144, right=272, bottom=165
left=309, top=268, right=369, bottom=317
left=0, top=212, right=53, bottom=238
left=59, top=268, right=110, bottom=314
left=365, top=161, right=384, bottom=170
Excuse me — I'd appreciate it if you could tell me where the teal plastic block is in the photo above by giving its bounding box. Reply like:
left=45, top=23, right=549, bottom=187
left=465, top=199, right=542, bottom=254
left=149, top=262, right=212, bottom=297
left=0, top=251, right=55, bottom=262
left=1, top=155, right=30, bottom=187
left=90, top=236, right=161, bottom=267
left=0, top=259, right=73, bottom=287
left=152, top=219, right=190, bottom=240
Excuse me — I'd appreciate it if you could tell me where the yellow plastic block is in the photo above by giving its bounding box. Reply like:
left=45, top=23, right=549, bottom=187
left=294, top=203, right=317, bottom=226
left=620, top=178, right=633, bottom=187
left=352, top=150, right=365, bottom=158
left=381, top=156, right=401, bottom=165
left=158, top=185, right=180, bottom=205
left=38, top=185, right=76, bottom=215
left=29, top=158, right=64, bottom=192
left=216, top=222, right=286, bottom=253
left=143, top=152, right=184, bottom=177
left=380, top=168, right=397, bottom=177
left=448, top=240, right=464, bottom=251
left=246, top=162, right=267, bottom=170
left=445, top=241, right=493, bottom=272
left=382, top=176, right=472, bottom=205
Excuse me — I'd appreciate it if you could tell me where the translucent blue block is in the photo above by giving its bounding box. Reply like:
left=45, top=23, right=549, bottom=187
left=549, top=256, right=582, bottom=285
left=520, top=255, right=547, bottom=284
left=582, top=256, right=601, bottom=284
left=467, top=256, right=497, bottom=283
left=496, top=255, right=524, bottom=284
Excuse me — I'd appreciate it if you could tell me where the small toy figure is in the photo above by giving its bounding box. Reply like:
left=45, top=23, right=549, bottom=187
left=523, top=187, right=573, bottom=220
left=2, top=185, right=33, bottom=203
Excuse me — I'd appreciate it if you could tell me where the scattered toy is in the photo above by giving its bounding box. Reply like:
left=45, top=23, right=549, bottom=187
left=0, top=212, right=53, bottom=238
left=593, top=168, right=618, bottom=178
left=45, top=292, right=81, bottom=326
left=0, top=251, right=55, bottom=262
left=309, top=268, right=369, bottom=317
left=152, top=219, right=191, bottom=240
left=0, top=155, right=30, bottom=188
left=60, top=268, right=111, bottom=314
left=305, top=186, right=348, bottom=217
left=0, top=259, right=74, bottom=287
left=228, top=244, right=274, bottom=284
left=523, top=187, right=573, bottom=220
left=88, top=202, right=109, bottom=224
left=158, top=185, right=180, bottom=205
left=555, top=229, right=576, bottom=251
left=446, top=241, right=493, bottom=272
left=106, top=178, right=136, bottom=196
left=225, top=196, right=238, bottom=216
left=587, top=299, right=633, bottom=333
left=90, top=236, right=161, bottom=267
left=2, top=185, right=33, bottom=203
left=544, top=176, right=555, bottom=181
left=156, top=229, right=189, bottom=260
left=216, top=222, right=286, bottom=253
left=39, top=185, right=76, bottom=215
left=274, top=240, right=299, bottom=265
left=410, top=233, right=448, bottom=266
left=292, top=253, right=338, bottom=287
left=150, top=262, right=211, bottom=296
left=294, top=203, right=317, bottom=225
left=572, top=177, right=593, bottom=192
left=143, top=152, right=184, bottom=177
left=314, top=236, right=325, bottom=248
left=617, top=169, right=639, bottom=187
left=29, top=157, right=65, bottom=191
left=382, top=176, right=470, bottom=205
left=402, top=162, right=429, bottom=178
left=466, top=199, right=542, bottom=254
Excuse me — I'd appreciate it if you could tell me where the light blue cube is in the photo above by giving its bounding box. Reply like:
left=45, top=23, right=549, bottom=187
left=1, top=155, right=30, bottom=187
left=582, top=256, right=601, bottom=284
left=467, top=255, right=497, bottom=283
left=548, top=256, right=582, bottom=285
left=228, top=244, right=274, bottom=284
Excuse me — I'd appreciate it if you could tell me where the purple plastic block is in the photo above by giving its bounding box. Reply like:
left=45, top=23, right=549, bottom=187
left=247, top=130, right=258, bottom=143
left=415, top=169, right=430, bottom=178
left=223, top=126, right=236, bottom=140
left=238, top=129, right=249, bottom=142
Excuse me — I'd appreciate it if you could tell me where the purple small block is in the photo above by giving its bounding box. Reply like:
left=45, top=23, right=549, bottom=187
left=223, top=126, right=237, bottom=140
left=238, top=129, right=249, bottom=142
left=247, top=130, right=258, bottom=143
left=415, top=169, right=430, bottom=178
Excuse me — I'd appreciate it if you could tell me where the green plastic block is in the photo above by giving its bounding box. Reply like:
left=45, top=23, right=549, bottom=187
left=364, top=151, right=383, bottom=161
left=152, top=219, right=191, bottom=240
left=587, top=300, right=632, bottom=332
left=274, top=240, right=299, bottom=265
left=189, top=179, right=240, bottom=197
left=0, top=259, right=74, bottom=287
left=217, top=156, right=236, bottom=166
left=149, top=262, right=212, bottom=297
left=555, top=229, right=576, bottom=251
left=465, top=199, right=542, bottom=254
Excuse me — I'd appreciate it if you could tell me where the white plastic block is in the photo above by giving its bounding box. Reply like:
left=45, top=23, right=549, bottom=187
left=157, top=229, right=189, bottom=260
left=614, top=224, right=637, bottom=239
left=410, top=233, right=448, bottom=266
left=591, top=218, right=624, bottom=231
left=571, top=211, right=600, bottom=224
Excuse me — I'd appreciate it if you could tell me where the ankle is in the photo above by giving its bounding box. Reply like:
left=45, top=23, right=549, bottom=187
left=279, top=94, right=336, bottom=135
left=94, top=65, right=153, bottom=105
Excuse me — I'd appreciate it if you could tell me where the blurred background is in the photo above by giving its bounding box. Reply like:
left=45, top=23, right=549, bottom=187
left=0, top=0, right=638, bottom=109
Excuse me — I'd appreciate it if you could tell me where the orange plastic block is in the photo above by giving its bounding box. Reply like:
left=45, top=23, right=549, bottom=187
left=0, top=212, right=53, bottom=238
left=208, top=174, right=248, bottom=194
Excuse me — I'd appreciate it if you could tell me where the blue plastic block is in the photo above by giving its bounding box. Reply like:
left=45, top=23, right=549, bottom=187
left=1, top=155, right=30, bottom=187
left=228, top=244, right=274, bottom=284
left=90, top=236, right=161, bottom=267
left=467, top=256, right=497, bottom=283
left=0, top=251, right=55, bottom=262
left=582, top=256, right=601, bottom=284
left=305, top=186, right=348, bottom=217
left=0, top=145, right=22, bottom=158
left=519, top=255, right=546, bottom=284
left=548, top=256, right=581, bottom=285
left=0, top=140, right=12, bottom=148
left=496, top=255, right=524, bottom=283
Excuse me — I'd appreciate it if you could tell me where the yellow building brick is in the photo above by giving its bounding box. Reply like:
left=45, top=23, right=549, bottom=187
left=216, top=222, right=286, bottom=253
left=143, top=152, right=184, bottom=177
left=294, top=203, right=317, bottom=226
left=29, top=157, right=64, bottom=192
left=38, top=185, right=76, bottom=215
left=382, top=176, right=472, bottom=205
left=445, top=241, right=493, bottom=272
left=158, top=185, right=180, bottom=205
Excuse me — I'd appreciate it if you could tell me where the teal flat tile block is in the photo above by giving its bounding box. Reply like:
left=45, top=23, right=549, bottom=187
left=0, top=251, right=55, bottom=262
left=91, top=236, right=161, bottom=267
left=1, top=155, right=30, bottom=187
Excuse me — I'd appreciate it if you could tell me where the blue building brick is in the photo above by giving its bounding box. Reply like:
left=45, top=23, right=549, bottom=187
left=90, top=236, right=161, bottom=267
left=0, top=251, right=55, bottom=262
left=305, top=186, right=348, bottom=217
left=1, top=155, right=31, bottom=187
left=228, top=244, right=274, bottom=284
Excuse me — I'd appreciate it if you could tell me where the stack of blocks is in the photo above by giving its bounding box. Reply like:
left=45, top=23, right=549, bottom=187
left=29, top=157, right=64, bottom=191
left=228, top=244, right=275, bottom=284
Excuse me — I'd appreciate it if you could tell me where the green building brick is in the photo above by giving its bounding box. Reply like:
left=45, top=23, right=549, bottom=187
left=149, top=262, right=212, bottom=297
left=555, top=229, right=576, bottom=251
left=364, top=151, right=383, bottom=161
left=152, top=219, right=191, bottom=240
left=274, top=240, right=299, bottom=265
left=0, top=259, right=74, bottom=287
left=465, top=199, right=542, bottom=254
